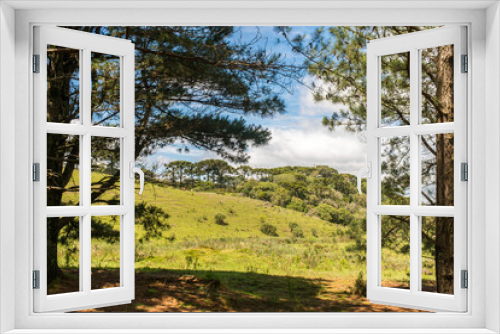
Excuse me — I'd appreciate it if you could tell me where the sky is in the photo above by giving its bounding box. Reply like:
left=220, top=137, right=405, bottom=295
left=146, top=26, right=367, bottom=173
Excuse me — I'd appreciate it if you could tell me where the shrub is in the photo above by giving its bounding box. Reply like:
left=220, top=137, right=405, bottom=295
left=214, top=213, right=228, bottom=226
left=134, top=202, right=170, bottom=243
left=311, top=228, right=319, bottom=238
left=256, top=190, right=272, bottom=201
left=260, top=223, right=278, bottom=237
left=351, top=271, right=367, bottom=297
left=286, top=197, right=308, bottom=213
left=289, top=222, right=304, bottom=238
left=271, top=187, right=291, bottom=207
left=314, top=203, right=336, bottom=222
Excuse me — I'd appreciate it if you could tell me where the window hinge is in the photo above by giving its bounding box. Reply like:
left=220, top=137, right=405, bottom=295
left=461, top=162, right=468, bottom=181
left=461, top=270, right=468, bottom=289
left=33, top=163, right=40, bottom=182
left=33, top=270, right=40, bottom=289
left=461, top=54, right=468, bottom=73
left=33, top=54, right=40, bottom=73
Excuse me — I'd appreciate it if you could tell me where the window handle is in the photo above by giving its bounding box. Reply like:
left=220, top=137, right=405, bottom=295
left=130, top=162, right=145, bottom=195
left=357, top=162, right=372, bottom=195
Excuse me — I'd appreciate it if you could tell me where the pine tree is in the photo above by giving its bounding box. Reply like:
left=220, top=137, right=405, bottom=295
left=45, top=26, right=304, bottom=284
left=284, top=26, right=454, bottom=294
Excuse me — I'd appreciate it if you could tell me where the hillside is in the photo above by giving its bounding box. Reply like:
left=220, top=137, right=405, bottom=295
left=51, top=172, right=425, bottom=312
left=134, top=185, right=362, bottom=279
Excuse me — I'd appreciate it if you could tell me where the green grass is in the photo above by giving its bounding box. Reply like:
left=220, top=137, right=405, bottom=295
left=56, top=172, right=432, bottom=289
left=50, top=174, right=434, bottom=310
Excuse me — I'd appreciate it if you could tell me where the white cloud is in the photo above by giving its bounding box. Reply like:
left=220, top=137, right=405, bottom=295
left=299, top=88, right=333, bottom=116
left=138, top=155, right=172, bottom=170
left=248, top=121, right=367, bottom=171
left=297, top=82, right=347, bottom=116
left=157, top=142, right=218, bottom=160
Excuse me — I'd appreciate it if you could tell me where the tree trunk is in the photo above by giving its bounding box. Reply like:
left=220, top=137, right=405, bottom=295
left=46, top=47, right=80, bottom=284
left=435, top=45, right=454, bottom=294
left=47, top=219, right=63, bottom=284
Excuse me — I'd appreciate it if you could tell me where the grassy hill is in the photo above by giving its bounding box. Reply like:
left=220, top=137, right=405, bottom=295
left=51, top=172, right=425, bottom=312
left=135, top=184, right=362, bottom=279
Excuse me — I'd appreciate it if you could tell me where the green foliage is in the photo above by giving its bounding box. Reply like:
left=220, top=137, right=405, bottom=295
left=314, top=203, right=336, bottom=222
left=135, top=202, right=171, bottom=243
left=289, top=222, right=304, bottom=239
left=91, top=216, right=120, bottom=243
left=352, top=271, right=367, bottom=297
left=71, top=26, right=307, bottom=164
left=56, top=179, right=422, bottom=298
left=271, top=187, right=292, bottom=207
left=260, top=223, right=278, bottom=237
left=282, top=29, right=455, bottom=294
left=286, top=197, right=307, bottom=213
left=214, top=213, right=228, bottom=226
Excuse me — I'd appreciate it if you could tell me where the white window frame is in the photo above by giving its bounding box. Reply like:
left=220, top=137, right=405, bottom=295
left=366, top=26, right=468, bottom=312
left=0, top=1, right=499, bottom=333
left=33, top=26, right=136, bottom=313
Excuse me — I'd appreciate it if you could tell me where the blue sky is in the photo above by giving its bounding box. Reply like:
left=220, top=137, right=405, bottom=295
left=143, top=26, right=367, bottom=173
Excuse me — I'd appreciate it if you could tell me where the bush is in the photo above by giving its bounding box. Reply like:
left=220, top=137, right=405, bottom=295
left=260, top=223, right=278, bottom=237
left=314, top=203, right=336, bottom=222
left=351, top=271, right=367, bottom=297
left=289, top=222, right=304, bottom=238
left=271, top=187, right=291, bottom=207
left=311, top=228, right=319, bottom=238
left=214, top=213, right=228, bottom=226
left=256, top=190, right=272, bottom=201
left=134, top=202, right=170, bottom=243
left=286, top=197, right=307, bottom=213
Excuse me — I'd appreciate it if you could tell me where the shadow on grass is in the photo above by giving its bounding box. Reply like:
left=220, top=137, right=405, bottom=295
left=48, top=268, right=426, bottom=313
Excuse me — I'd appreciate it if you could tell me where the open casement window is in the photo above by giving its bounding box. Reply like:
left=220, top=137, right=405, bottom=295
left=33, top=26, right=137, bottom=312
left=366, top=26, right=467, bottom=312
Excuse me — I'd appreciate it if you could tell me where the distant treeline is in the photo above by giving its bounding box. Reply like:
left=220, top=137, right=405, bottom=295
left=143, top=159, right=367, bottom=229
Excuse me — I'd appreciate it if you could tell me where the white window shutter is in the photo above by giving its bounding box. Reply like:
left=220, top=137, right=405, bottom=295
left=366, top=26, right=467, bottom=312
left=33, top=26, right=135, bottom=313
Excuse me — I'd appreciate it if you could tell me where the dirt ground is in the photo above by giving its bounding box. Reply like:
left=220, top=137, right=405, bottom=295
left=49, top=269, right=426, bottom=313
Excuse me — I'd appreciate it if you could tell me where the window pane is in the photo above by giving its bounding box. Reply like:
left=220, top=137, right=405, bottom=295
left=421, top=216, right=454, bottom=295
left=47, top=217, right=80, bottom=295
left=421, top=45, right=454, bottom=124
left=381, top=215, right=410, bottom=289
left=421, top=134, right=454, bottom=206
left=47, top=133, right=80, bottom=206
left=380, top=136, right=410, bottom=205
left=91, top=52, right=120, bottom=127
left=91, top=215, right=121, bottom=290
left=91, top=137, right=121, bottom=205
left=380, top=52, right=410, bottom=127
left=47, top=45, right=80, bottom=124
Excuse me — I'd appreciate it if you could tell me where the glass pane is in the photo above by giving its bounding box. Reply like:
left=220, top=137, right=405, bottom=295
left=91, top=137, right=121, bottom=205
left=47, top=45, right=80, bottom=124
left=381, top=215, right=410, bottom=289
left=47, top=217, right=80, bottom=295
left=91, top=52, right=121, bottom=127
left=421, top=216, right=454, bottom=295
left=380, top=136, right=410, bottom=205
left=380, top=52, right=410, bottom=127
left=421, top=133, right=454, bottom=206
left=47, top=133, right=80, bottom=206
left=421, top=45, right=454, bottom=124
left=91, top=215, right=121, bottom=290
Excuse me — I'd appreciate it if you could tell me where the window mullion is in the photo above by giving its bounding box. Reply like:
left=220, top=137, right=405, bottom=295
left=81, top=48, right=92, bottom=295
left=409, top=47, right=420, bottom=294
